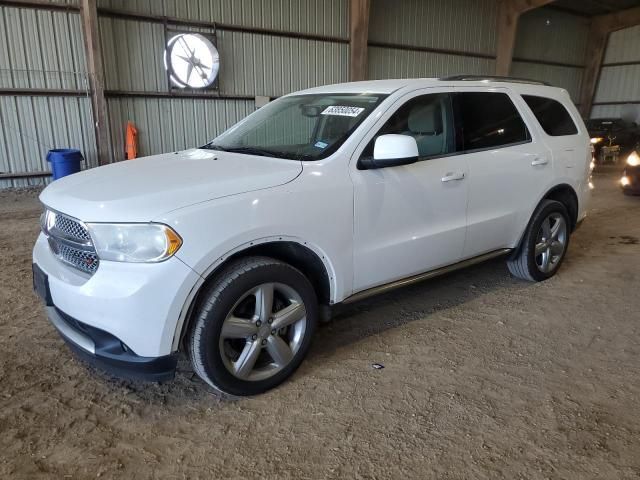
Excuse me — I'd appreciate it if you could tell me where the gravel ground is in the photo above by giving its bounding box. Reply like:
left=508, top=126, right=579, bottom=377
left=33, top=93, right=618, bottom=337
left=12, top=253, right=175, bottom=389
left=0, top=171, right=639, bottom=480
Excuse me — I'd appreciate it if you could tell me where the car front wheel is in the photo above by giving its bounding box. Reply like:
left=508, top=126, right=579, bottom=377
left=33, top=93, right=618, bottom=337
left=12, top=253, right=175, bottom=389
left=188, top=256, right=318, bottom=396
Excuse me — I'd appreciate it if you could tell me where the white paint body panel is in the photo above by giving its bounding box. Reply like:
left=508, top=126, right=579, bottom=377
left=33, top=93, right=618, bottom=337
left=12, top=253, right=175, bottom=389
left=34, top=78, right=591, bottom=358
left=39, top=149, right=303, bottom=222
left=33, top=233, right=201, bottom=357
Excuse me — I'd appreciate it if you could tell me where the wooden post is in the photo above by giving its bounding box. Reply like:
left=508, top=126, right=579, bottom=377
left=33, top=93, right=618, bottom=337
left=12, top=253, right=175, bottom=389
left=495, top=0, right=553, bottom=77
left=578, top=6, right=640, bottom=119
left=578, top=24, right=608, bottom=118
left=349, top=0, right=370, bottom=82
left=80, top=0, right=110, bottom=166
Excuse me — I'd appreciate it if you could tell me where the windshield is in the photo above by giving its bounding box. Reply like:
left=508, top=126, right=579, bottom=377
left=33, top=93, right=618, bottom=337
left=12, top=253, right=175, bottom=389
left=202, top=93, right=387, bottom=160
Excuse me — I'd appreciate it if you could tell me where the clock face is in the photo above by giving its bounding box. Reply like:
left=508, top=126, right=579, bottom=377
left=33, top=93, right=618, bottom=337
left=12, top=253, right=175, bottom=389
left=164, top=33, right=219, bottom=89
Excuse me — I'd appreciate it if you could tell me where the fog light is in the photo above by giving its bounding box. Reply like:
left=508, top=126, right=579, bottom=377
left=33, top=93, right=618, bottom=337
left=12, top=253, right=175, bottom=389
left=620, top=176, right=630, bottom=186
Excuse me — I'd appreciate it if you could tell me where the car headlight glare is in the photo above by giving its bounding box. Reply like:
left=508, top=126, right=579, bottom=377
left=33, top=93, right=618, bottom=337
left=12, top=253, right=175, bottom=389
left=627, top=151, right=640, bottom=167
left=87, top=223, right=182, bottom=263
left=590, top=137, right=603, bottom=144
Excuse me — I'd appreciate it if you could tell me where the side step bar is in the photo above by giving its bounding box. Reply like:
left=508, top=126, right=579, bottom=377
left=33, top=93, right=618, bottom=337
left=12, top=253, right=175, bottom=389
left=342, top=249, right=512, bottom=304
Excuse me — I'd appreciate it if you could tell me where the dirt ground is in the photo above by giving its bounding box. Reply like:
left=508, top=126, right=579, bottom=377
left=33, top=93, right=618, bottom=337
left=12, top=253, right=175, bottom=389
left=0, top=170, right=639, bottom=480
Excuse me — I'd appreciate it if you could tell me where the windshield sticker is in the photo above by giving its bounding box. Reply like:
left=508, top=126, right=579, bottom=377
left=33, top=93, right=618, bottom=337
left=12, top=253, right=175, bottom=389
left=314, top=141, right=328, bottom=149
left=321, top=106, right=365, bottom=117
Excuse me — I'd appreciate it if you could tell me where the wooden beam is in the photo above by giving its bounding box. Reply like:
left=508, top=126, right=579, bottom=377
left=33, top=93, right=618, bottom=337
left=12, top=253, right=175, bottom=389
left=349, top=0, right=370, bottom=82
left=578, top=24, right=608, bottom=118
left=495, top=0, right=554, bottom=76
left=79, top=0, right=110, bottom=166
left=578, top=6, right=640, bottom=118
left=596, top=6, right=640, bottom=32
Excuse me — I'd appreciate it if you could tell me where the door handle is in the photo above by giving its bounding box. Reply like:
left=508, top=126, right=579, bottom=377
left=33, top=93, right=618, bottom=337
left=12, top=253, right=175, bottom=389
left=531, top=157, right=549, bottom=166
left=441, top=172, right=465, bottom=182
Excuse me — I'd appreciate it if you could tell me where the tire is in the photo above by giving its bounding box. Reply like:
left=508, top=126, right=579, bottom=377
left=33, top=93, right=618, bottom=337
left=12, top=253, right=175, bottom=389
left=507, top=200, right=571, bottom=282
left=188, top=256, right=318, bottom=396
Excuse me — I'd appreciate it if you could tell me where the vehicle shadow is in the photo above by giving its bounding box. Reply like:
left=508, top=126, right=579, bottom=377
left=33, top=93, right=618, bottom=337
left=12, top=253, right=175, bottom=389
left=305, top=257, right=533, bottom=364
left=93, top=257, right=534, bottom=405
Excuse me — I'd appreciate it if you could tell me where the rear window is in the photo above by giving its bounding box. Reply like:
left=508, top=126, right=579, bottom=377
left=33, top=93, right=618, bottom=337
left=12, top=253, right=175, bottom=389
left=522, top=95, right=578, bottom=136
left=453, top=92, right=531, bottom=151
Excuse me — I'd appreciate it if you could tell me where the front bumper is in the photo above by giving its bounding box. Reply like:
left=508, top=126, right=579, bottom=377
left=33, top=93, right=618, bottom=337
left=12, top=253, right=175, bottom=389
left=33, top=232, right=202, bottom=375
left=45, top=303, right=178, bottom=381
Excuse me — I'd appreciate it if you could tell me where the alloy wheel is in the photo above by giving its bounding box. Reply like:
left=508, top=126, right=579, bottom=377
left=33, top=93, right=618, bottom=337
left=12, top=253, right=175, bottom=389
left=218, top=282, right=307, bottom=382
left=534, top=213, right=567, bottom=274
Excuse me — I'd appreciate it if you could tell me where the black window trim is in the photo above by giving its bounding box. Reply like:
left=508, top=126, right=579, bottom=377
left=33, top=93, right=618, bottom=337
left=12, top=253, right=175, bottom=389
left=456, top=138, right=533, bottom=156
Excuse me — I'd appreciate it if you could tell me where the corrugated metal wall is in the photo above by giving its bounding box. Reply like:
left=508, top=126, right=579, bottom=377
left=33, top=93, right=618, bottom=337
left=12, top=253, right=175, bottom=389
left=0, top=0, right=609, bottom=188
left=0, top=96, right=96, bottom=188
left=367, top=0, right=497, bottom=80
left=512, top=7, right=589, bottom=102
left=98, top=17, right=348, bottom=97
left=0, top=5, right=94, bottom=187
left=366, top=1, right=588, bottom=105
left=97, top=0, right=348, bottom=38
left=0, top=0, right=349, bottom=181
left=97, top=0, right=349, bottom=161
left=592, top=24, right=640, bottom=122
left=107, top=97, right=254, bottom=159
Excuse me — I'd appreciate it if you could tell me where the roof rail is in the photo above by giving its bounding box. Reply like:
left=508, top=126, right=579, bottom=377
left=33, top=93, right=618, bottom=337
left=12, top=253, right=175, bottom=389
left=440, top=75, right=552, bottom=86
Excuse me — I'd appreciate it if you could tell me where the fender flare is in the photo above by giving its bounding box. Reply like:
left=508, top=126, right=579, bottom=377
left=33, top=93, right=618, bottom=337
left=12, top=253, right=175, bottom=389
left=171, top=235, right=338, bottom=351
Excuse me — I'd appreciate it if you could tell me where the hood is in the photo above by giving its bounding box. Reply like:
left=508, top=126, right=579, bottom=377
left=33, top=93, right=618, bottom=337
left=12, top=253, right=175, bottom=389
left=40, top=149, right=302, bottom=222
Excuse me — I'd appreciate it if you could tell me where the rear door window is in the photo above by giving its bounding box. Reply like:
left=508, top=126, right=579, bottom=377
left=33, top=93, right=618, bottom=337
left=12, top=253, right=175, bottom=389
left=452, top=92, right=531, bottom=152
left=522, top=95, right=578, bottom=136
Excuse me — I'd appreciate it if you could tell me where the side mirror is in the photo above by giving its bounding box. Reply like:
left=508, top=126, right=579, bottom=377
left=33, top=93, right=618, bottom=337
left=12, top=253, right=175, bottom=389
left=359, top=134, right=419, bottom=170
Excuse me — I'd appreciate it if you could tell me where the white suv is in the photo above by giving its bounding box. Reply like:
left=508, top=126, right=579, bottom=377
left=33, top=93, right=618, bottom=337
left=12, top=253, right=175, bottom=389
left=33, top=77, right=591, bottom=396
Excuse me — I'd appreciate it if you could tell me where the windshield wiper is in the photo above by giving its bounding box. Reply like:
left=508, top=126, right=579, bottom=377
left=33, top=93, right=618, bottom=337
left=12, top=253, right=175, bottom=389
left=200, top=143, right=228, bottom=151
left=200, top=144, right=306, bottom=160
left=221, top=147, right=279, bottom=158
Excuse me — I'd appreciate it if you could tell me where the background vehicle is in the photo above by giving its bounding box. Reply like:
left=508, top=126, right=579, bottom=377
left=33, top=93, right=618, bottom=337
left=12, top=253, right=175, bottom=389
left=33, top=77, right=591, bottom=396
left=587, top=118, right=640, bottom=161
left=621, top=148, right=640, bottom=195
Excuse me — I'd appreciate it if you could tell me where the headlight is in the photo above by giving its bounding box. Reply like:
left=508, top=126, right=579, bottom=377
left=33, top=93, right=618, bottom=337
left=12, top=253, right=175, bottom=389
left=590, top=137, right=603, bottom=144
left=87, top=223, right=182, bottom=263
left=620, top=176, right=630, bottom=186
left=41, top=209, right=56, bottom=234
left=627, top=151, right=640, bottom=167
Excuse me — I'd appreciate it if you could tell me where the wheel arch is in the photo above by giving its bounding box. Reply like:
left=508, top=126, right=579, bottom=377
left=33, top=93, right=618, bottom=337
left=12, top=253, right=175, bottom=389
left=541, top=183, right=579, bottom=231
left=173, top=239, right=335, bottom=351
left=513, top=183, right=579, bottom=257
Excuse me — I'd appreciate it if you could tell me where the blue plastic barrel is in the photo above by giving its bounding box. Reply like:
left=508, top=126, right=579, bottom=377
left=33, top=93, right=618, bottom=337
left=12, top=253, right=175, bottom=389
left=46, top=149, right=83, bottom=180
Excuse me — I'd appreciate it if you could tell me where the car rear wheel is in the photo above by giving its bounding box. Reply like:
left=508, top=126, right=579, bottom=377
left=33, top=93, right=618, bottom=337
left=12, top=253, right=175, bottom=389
left=188, top=256, right=318, bottom=396
left=507, top=200, right=570, bottom=282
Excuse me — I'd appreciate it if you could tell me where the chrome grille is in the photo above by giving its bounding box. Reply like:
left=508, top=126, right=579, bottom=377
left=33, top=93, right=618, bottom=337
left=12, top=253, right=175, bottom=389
left=54, top=214, right=91, bottom=241
left=49, top=237, right=100, bottom=274
left=43, top=209, right=99, bottom=275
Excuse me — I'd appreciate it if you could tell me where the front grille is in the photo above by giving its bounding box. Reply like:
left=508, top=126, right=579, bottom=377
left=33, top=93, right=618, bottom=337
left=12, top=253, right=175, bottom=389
left=43, top=209, right=99, bottom=275
left=54, top=214, right=92, bottom=241
left=49, top=237, right=100, bottom=274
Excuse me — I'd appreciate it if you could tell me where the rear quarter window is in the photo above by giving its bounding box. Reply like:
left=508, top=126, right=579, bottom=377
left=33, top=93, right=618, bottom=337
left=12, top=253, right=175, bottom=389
left=522, top=95, right=578, bottom=136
